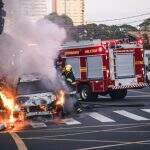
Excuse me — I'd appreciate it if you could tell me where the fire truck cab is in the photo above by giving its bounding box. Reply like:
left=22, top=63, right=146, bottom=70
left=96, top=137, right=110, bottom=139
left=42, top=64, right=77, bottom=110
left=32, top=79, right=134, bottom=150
left=57, top=39, right=146, bottom=100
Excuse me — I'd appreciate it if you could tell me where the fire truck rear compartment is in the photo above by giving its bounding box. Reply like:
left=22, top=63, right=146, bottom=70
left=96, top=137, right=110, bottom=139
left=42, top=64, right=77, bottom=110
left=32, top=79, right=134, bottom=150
left=113, top=52, right=137, bottom=86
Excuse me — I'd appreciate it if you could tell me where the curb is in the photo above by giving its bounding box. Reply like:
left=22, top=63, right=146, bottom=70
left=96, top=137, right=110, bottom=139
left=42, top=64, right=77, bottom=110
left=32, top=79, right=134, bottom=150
left=0, top=124, right=5, bottom=131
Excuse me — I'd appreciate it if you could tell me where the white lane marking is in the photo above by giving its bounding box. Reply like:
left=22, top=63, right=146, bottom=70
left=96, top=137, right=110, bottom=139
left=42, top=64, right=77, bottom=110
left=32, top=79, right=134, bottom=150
left=141, top=109, right=150, bottom=113
left=108, top=130, right=150, bottom=133
left=30, top=122, right=47, bottom=128
left=126, top=95, right=150, bottom=98
left=88, top=112, right=115, bottom=123
left=98, top=95, right=108, bottom=98
left=10, top=132, right=27, bottom=150
left=78, top=139, right=150, bottom=150
left=22, top=124, right=150, bottom=140
left=62, top=118, right=81, bottom=125
left=10, top=122, right=150, bottom=134
left=114, top=110, right=149, bottom=121
left=38, top=137, right=126, bottom=144
left=129, top=90, right=150, bottom=95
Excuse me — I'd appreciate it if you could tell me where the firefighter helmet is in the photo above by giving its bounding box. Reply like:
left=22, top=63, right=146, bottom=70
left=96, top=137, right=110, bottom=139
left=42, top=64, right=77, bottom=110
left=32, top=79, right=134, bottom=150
left=64, top=64, right=72, bottom=72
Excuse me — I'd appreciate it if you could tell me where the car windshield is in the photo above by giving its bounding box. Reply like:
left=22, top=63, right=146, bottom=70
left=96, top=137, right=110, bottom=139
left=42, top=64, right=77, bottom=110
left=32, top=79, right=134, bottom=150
left=17, top=79, right=55, bottom=95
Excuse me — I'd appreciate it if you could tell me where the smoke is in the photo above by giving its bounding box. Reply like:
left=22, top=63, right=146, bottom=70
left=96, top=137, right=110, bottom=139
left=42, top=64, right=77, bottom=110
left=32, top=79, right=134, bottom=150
left=0, top=0, right=66, bottom=85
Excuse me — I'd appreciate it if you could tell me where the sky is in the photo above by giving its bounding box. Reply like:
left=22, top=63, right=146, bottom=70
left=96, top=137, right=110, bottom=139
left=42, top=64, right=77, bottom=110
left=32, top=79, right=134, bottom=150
left=85, top=0, right=150, bottom=26
left=49, top=0, right=150, bottom=26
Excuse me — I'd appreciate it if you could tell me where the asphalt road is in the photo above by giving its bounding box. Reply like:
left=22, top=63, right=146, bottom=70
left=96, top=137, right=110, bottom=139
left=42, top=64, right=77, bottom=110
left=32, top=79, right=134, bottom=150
left=0, top=87, right=150, bottom=150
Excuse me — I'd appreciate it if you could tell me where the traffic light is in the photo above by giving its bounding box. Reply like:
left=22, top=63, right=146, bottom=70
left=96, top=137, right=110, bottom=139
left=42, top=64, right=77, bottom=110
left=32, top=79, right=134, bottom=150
left=0, top=0, right=5, bottom=34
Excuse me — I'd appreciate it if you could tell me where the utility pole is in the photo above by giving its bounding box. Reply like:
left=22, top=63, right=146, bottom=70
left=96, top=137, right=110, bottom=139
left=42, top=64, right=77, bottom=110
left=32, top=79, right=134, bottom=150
left=0, top=0, right=6, bottom=34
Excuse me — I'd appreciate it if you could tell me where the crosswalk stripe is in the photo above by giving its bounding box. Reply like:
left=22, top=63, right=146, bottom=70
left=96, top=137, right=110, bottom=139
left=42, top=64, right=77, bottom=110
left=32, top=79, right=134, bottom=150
left=141, top=109, right=150, bottom=113
left=114, top=110, right=149, bottom=121
left=88, top=112, right=115, bottom=123
left=63, top=118, right=81, bottom=125
left=30, top=122, right=47, bottom=128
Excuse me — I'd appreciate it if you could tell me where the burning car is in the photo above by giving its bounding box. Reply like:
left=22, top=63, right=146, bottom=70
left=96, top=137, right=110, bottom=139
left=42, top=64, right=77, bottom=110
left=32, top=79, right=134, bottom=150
left=15, top=74, right=75, bottom=119
left=0, top=73, right=76, bottom=129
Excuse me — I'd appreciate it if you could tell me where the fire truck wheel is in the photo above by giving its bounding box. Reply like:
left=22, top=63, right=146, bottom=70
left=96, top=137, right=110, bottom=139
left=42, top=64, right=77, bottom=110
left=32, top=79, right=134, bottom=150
left=109, top=89, right=127, bottom=100
left=79, top=85, right=92, bottom=101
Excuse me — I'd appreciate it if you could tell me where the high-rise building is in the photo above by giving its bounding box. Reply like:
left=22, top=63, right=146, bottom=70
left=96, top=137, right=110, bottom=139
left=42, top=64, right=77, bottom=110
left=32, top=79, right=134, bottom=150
left=19, top=0, right=51, bottom=22
left=4, top=0, right=51, bottom=33
left=52, top=0, right=84, bottom=26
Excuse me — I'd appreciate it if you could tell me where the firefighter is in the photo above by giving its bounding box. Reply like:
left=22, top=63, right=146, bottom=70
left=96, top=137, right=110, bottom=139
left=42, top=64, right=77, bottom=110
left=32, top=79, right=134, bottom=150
left=62, top=64, right=76, bottom=90
left=62, top=64, right=82, bottom=113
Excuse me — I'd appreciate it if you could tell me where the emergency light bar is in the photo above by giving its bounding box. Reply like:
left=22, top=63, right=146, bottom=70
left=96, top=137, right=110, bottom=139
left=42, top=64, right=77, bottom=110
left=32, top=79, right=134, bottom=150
left=62, top=39, right=102, bottom=49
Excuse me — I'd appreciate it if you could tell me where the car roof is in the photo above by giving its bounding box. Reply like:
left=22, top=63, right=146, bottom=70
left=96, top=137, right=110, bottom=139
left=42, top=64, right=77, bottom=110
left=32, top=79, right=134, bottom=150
left=19, top=74, right=41, bottom=83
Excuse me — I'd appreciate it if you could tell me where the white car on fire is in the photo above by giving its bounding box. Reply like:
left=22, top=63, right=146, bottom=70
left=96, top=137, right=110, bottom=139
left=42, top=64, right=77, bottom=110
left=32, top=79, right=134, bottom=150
left=16, top=74, right=57, bottom=118
left=15, top=73, right=75, bottom=118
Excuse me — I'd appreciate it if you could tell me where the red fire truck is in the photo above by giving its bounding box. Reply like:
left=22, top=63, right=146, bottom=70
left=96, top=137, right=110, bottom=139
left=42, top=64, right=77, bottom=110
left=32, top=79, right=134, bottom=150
left=57, top=39, right=146, bottom=100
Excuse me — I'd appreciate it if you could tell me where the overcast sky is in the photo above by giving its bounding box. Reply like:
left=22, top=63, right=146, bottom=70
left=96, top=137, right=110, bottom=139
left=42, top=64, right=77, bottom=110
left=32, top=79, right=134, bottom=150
left=49, top=0, right=150, bottom=26
left=85, top=0, right=150, bottom=26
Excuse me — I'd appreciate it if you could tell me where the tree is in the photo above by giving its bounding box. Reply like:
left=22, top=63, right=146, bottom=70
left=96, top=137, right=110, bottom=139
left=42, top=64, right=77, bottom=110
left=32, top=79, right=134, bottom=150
left=45, top=13, right=74, bottom=41
left=46, top=13, right=73, bottom=27
left=96, top=24, right=111, bottom=39
left=138, top=18, right=150, bottom=48
left=71, top=25, right=85, bottom=41
left=84, top=23, right=98, bottom=40
left=0, top=0, right=5, bottom=34
left=46, top=13, right=139, bottom=42
left=139, top=18, right=150, bottom=31
left=119, top=24, right=138, bottom=32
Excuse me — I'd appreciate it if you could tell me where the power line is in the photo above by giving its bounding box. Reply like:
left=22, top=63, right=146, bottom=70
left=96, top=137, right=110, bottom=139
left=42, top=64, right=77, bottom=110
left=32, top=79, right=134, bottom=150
left=116, top=19, right=145, bottom=26
left=47, top=12, right=150, bottom=25
left=47, top=12, right=150, bottom=28
left=55, top=18, right=146, bottom=28
left=87, top=12, right=150, bottom=23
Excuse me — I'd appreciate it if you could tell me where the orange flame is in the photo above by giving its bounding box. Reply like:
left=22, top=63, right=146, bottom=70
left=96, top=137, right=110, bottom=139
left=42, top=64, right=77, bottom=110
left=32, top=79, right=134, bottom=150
left=56, top=90, right=65, bottom=106
left=0, top=89, right=17, bottom=127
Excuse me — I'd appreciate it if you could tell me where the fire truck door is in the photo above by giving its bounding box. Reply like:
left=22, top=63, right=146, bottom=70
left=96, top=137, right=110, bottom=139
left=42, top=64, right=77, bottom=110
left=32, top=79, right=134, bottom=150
left=66, top=57, right=80, bottom=79
left=87, top=56, right=103, bottom=79
left=114, top=52, right=137, bottom=86
left=87, top=56, right=104, bottom=91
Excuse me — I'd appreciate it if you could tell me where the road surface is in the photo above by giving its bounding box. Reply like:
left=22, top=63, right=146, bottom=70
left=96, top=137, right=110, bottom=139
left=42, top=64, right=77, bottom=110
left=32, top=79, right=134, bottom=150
left=0, top=87, right=150, bottom=150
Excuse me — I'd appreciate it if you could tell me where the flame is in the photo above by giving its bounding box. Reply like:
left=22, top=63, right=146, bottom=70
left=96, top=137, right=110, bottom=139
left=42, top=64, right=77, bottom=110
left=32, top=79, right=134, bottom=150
left=0, top=88, right=18, bottom=127
left=56, top=90, right=65, bottom=106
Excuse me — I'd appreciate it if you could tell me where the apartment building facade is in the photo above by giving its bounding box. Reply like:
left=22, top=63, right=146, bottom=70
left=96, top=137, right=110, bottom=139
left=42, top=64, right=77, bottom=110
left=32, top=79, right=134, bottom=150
left=52, top=0, right=84, bottom=26
left=4, top=0, right=51, bottom=33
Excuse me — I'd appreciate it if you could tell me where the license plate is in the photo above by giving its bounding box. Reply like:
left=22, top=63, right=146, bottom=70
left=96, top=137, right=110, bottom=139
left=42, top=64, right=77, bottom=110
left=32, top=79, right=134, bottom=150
left=26, top=111, right=50, bottom=117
